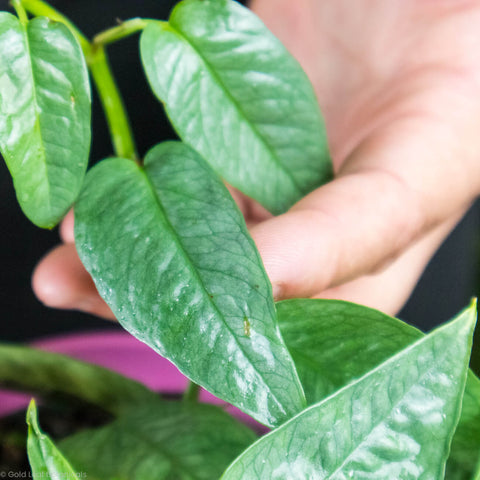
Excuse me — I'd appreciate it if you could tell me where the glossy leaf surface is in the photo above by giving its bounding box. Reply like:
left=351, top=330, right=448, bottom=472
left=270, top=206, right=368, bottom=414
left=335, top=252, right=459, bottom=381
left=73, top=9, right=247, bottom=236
left=223, top=304, right=476, bottom=479
left=474, top=457, right=480, bottom=480
left=445, top=372, right=480, bottom=480
left=0, top=14, right=90, bottom=228
left=140, top=0, right=331, bottom=215
left=278, top=299, right=421, bottom=403
left=27, top=400, right=80, bottom=479
left=60, top=402, right=257, bottom=480
left=277, top=299, right=480, bottom=479
left=0, top=344, right=158, bottom=415
left=75, top=141, right=305, bottom=427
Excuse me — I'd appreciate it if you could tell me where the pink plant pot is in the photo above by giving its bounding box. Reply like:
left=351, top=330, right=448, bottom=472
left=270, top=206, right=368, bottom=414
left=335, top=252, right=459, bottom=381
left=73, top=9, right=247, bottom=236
left=0, top=330, right=266, bottom=432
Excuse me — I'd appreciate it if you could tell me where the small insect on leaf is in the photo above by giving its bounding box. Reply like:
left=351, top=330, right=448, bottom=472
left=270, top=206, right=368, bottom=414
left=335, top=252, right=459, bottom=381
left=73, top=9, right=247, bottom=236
left=244, top=317, right=251, bottom=338
left=222, top=303, right=477, bottom=479
left=75, top=141, right=306, bottom=428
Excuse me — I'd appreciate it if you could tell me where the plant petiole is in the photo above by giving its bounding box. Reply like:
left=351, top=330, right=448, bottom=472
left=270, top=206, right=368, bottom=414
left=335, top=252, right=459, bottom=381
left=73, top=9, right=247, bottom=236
left=93, top=18, right=150, bottom=48
left=20, top=0, right=138, bottom=162
left=183, top=381, right=201, bottom=403
left=88, top=46, right=138, bottom=162
left=10, top=0, right=28, bottom=24
left=20, top=0, right=89, bottom=52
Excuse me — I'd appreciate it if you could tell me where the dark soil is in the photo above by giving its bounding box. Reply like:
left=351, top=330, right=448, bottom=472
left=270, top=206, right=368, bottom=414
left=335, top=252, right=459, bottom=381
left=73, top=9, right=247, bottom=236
left=0, top=391, right=179, bottom=473
left=0, top=397, right=112, bottom=473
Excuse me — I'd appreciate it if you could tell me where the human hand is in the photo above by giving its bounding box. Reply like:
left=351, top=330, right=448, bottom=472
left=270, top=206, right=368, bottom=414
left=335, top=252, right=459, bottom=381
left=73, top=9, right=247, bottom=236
left=33, top=0, right=480, bottom=318
left=246, top=0, right=480, bottom=313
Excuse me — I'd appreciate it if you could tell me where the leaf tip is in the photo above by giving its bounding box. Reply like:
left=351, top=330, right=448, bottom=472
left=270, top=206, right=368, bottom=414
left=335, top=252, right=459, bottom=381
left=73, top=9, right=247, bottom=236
left=469, top=296, right=478, bottom=311
left=465, top=297, right=478, bottom=330
left=447, top=298, right=478, bottom=345
left=26, top=398, right=39, bottom=431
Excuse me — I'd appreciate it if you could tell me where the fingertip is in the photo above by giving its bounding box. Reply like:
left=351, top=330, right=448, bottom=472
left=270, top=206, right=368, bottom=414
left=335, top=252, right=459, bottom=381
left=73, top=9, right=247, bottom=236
left=32, top=245, right=70, bottom=309
left=32, top=243, right=116, bottom=321
left=251, top=210, right=335, bottom=300
left=59, top=209, right=75, bottom=243
left=77, top=296, right=117, bottom=321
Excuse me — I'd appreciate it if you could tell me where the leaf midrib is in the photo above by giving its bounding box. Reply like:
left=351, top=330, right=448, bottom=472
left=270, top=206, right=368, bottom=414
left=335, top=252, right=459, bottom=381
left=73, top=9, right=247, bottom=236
left=324, top=346, right=461, bottom=479
left=138, top=165, right=288, bottom=421
left=226, top=320, right=470, bottom=478
left=22, top=20, right=52, bottom=215
left=164, top=19, right=303, bottom=197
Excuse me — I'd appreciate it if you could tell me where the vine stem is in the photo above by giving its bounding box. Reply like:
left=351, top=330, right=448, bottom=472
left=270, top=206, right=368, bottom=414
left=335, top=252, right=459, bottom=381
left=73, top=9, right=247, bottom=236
left=20, top=0, right=90, bottom=52
left=88, top=46, right=138, bottom=161
left=93, top=18, right=150, bottom=48
left=19, top=0, right=139, bottom=162
left=183, top=381, right=201, bottom=403
left=10, top=0, right=28, bottom=24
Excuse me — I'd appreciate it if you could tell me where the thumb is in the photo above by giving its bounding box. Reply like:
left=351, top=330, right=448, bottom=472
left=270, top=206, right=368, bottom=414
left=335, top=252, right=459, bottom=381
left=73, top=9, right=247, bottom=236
left=250, top=169, right=427, bottom=300
left=250, top=98, right=480, bottom=301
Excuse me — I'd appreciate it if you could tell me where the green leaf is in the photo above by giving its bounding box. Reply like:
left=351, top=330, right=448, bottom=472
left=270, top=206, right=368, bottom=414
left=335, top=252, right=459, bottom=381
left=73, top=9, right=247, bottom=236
left=277, top=299, right=422, bottom=404
left=0, top=13, right=91, bottom=228
left=0, top=343, right=158, bottom=415
left=276, top=299, right=480, bottom=480
left=444, top=371, right=480, bottom=480
left=140, top=0, right=331, bottom=215
left=474, top=456, right=480, bottom=480
left=26, top=399, right=80, bottom=479
left=222, top=304, right=476, bottom=479
left=60, top=402, right=257, bottom=480
left=74, top=141, right=305, bottom=428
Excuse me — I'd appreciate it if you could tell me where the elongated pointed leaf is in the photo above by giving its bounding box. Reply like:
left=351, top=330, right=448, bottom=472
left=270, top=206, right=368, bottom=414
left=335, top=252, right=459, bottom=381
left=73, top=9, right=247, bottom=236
left=0, top=14, right=90, bottom=228
left=277, top=299, right=480, bottom=479
left=0, top=344, right=158, bottom=415
left=474, top=458, right=480, bottom=480
left=60, top=402, right=256, bottom=480
left=26, top=400, right=80, bottom=479
left=140, top=0, right=331, bottom=215
left=445, top=372, right=480, bottom=480
left=277, top=299, right=422, bottom=403
left=222, top=304, right=476, bottom=479
left=75, top=141, right=305, bottom=427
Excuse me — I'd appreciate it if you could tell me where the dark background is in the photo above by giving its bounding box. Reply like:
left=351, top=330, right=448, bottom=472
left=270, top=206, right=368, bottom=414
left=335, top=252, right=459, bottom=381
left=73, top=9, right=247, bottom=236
left=1, top=0, right=479, bottom=352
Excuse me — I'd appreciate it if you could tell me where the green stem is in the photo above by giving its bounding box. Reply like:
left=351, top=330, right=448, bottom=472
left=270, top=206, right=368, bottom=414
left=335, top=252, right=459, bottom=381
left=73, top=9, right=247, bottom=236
left=93, top=18, right=150, bottom=47
left=89, top=47, right=138, bottom=161
left=20, top=0, right=89, bottom=53
left=20, top=0, right=138, bottom=161
left=11, top=0, right=28, bottom=24
left=183, top=381, right=201, bottom=403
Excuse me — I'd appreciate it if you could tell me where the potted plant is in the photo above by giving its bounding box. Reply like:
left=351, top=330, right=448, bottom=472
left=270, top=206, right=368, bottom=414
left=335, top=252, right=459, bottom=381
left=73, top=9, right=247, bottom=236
left=0, top=0, right=479, bottom=478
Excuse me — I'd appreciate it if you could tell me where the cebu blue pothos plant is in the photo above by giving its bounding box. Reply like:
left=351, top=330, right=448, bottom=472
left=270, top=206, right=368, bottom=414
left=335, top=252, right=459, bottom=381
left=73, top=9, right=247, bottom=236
left=0, top=0, right=479, bottom=478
